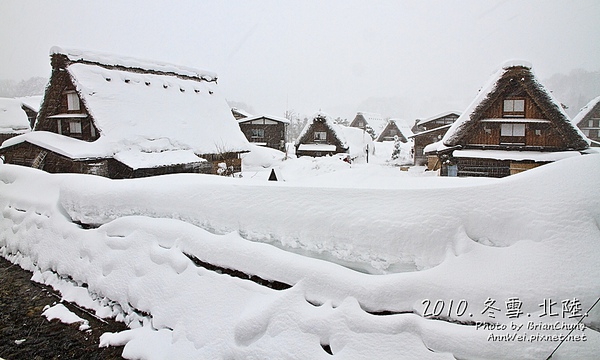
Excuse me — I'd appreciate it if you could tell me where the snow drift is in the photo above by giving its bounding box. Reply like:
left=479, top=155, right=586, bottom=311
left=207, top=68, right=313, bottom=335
left=1, top=154, right=599, bottom=359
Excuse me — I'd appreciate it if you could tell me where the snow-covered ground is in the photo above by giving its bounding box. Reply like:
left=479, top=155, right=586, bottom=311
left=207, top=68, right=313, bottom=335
left=1, top=144, right=599, bottom=359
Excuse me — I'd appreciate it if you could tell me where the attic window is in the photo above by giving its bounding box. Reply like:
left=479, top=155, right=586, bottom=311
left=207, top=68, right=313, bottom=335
left=66, top=92, right=80, bottom=111
left=314, top=131, right=327, bottom=141
left=503, top=99, right=525, bottom=117
left=251, top=128, right=265, bottom=140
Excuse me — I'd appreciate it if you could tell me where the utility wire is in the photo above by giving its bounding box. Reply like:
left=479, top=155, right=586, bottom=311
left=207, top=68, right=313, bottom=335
left=546, top=296, right=600, bottom=359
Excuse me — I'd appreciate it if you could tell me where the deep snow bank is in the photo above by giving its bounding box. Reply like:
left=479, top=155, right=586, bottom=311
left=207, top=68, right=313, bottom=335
left=51, top=154, right=600, bottom=273
left=1, top=156, right=600, bottom=359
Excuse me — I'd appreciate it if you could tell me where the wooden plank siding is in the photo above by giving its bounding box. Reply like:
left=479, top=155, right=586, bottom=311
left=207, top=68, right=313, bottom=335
left=461, top=96, right=567, bottom=150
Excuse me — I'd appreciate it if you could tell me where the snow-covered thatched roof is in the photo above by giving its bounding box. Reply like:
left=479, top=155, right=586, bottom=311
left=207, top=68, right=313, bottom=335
left=0, top=97, right=31, bottom=134
left=572, top=95, right=600, bottom=128
left=388, top=119, right=415, bottom=140
left=39, top=47, right=250, bottom=160
left=441, top=60, right=589, bottom=150
left=51, top=46, right=217, bottom=82
left=296, top=111, right=372, bottom=156
left=351, top=112, right=388, bottom=137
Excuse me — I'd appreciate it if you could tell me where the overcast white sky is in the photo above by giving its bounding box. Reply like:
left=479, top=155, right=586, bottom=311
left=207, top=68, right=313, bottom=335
left=1, top=0, right=599, bottom=121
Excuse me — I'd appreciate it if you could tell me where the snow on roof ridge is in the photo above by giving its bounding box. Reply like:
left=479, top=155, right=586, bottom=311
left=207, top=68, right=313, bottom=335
left=51, top=46, right=217, bottom=81
left=501, top=59, right=533, bottom=70
left=238, top=114, right=290, bottom=124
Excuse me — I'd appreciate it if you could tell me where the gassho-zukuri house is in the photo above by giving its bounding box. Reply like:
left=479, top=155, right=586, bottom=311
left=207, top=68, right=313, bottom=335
left=573, top=95, right=600, bottom=147
left=0, top=47, right=250, bottom=178
left=424, top=61, right=590, bottom=177
left=295, top=111, right=373, bottom=160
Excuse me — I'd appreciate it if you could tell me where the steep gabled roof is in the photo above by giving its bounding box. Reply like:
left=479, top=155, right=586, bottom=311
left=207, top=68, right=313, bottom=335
left=442, top=61, right=589, bottom=150
left=573, top=95, right=600, bottom=127
left=45, top=47, right=249, bottom=157
left=388, top=119, right=415, bottom=139
left=351, top=112, right=388, bottom=137
left=296, top=111, right=346, bottom=146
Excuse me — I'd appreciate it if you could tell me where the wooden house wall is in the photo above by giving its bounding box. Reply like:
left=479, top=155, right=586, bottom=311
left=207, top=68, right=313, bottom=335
left=460, top=96, right=568, bottom=150
left=0, top=142, right=107, bottom=175
left=238, top=121, right=287, bottom=150
left=413, top=127, right=449, bottom=166
left=456, top=158, right=545, bottom=178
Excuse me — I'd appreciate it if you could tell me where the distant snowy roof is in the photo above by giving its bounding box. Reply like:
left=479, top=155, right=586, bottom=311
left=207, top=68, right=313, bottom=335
left=572, top=95, right=600, bottom=127
left=353, top=112, right=388, bottom=137
left=0, top=97, right=31, bottom=134
left=295, top=112, right=372, bottom=156
left=296, top=111, right=345, bottom=146
left=55, top=48, right=250, bottom=156
left=409, top=124, right=452, bottom=139
left=388, top=119, right=415, bottom=139
left=417, top=111, right=461, bottom=126
left=16, top=95, right=44, bottom=113
left=238, top=114, right=290, bottom=124
left=231, top=107, right=253, bottom=118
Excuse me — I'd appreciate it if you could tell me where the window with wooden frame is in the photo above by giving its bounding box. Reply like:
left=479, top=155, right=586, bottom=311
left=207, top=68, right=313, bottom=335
left=69, top=120, right=82, bottom=134
left=251, top=128, right=264, bottom=139
left=314, top=131, right=327, bottom=141
left=500, top=123, right=525, bottom=137
left=503, top=99, right=525, bottom=117
left=66, top=91, right=80, bottom=111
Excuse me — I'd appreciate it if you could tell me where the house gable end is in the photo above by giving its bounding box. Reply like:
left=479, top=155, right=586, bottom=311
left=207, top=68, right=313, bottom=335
left=36, top=54, right=100, bottom=142
left=446, top=66, right=588, bottom=151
